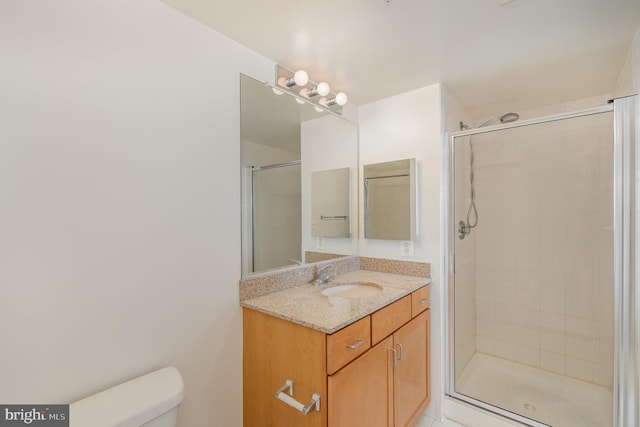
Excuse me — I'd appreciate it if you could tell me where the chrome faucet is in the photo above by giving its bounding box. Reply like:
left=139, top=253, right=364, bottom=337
left=311, top=264, right=336, bottom=285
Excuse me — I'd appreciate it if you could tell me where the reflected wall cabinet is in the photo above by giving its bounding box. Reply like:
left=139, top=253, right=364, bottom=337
left=363, top=159, right=416, bottom=241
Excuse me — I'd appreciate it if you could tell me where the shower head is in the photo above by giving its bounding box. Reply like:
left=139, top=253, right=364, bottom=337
left=478, top=112, right=520, bottom=128
left=500, top=112, right=519, bottom=123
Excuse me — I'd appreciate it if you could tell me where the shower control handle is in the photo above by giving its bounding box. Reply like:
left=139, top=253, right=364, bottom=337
left=458, top=221, right=471, bottom=239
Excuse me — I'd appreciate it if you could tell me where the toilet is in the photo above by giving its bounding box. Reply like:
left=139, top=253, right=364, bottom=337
left=69, top=367, right=184, bottom=427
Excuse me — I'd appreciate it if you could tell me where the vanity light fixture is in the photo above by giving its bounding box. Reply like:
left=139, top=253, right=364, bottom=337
left=278, top=69, right=309, bottom=88
left=275, top=64, right=347, bottom=114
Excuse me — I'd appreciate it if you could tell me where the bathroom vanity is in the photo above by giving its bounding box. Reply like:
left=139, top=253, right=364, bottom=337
left=242, top=269, right=430, bottom=427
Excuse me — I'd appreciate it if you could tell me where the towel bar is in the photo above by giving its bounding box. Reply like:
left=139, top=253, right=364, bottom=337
left=274, top=379, right=320, bottom=415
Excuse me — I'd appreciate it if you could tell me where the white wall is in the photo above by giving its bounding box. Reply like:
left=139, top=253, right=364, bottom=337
left=615, top=24, right=640, bottom=95
left=241, top=141, right=299, bottom=168
left=358, top=84, right=443, bottom=418
left=359, top=85, right=442, bottom=262
left=0, top=1, right=273, bottom=426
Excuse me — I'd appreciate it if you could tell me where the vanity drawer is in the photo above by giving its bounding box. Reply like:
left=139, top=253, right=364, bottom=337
left=327, top=316, right=371, bottom=375
left=411, top=285, right=430, bottom=317
left=371, top=295, right=412, bottom=345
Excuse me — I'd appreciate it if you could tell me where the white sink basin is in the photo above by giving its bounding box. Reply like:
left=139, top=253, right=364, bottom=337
left=321, top=282, right=383, bottom=299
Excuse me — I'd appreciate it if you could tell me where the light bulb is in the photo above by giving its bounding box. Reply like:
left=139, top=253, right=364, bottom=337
left=272, top=87, right=283, bottom=96
left=326, top=92, right=348, bottom=107
left=317, top=82, right=330, bottom=97
left=308, top=82, right=331, bottom=98
left=283, top=69, right=309, bottom=88
left=293, top=70, right=309, bottom=86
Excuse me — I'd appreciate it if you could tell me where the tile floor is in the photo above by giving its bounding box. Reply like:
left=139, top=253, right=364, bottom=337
left=415, top=415, right=448, bottom=427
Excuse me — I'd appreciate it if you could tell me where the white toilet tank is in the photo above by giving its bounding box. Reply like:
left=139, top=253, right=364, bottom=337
left=70, top=367, right=184, bottom=427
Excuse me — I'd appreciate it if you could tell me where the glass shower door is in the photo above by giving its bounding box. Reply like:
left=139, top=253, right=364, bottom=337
left=251, top=162, right=301, bottom=273
left=448, top=108, right=617, bottom=427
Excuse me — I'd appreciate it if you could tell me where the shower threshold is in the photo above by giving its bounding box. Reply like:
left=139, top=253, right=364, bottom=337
left=455, top=353, right=612, bottom=427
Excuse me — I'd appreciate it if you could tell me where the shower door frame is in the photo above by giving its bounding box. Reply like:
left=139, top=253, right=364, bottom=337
left=443, top=101, right=638, bottom=427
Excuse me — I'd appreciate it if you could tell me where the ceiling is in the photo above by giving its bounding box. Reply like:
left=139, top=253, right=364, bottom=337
left=160, top=0, right=640, bottom=119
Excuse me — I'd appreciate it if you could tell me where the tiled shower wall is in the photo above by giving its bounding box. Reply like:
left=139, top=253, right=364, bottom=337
left=470, top=112, right=614, bottom=387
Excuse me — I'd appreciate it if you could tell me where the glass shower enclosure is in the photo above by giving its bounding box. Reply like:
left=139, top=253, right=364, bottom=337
left=249, top=161, right=301, bottom=273
left=445, top=97, right=638, bottom=427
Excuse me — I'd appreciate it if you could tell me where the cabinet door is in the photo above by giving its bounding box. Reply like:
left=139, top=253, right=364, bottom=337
left=243, top=308, right=327, bottom=427
left=393, top=310, right=430, bottom=427
left=328, top=336, right=393, bottom=427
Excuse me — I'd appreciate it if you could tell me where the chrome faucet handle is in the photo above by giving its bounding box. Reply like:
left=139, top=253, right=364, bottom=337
left=311, top=264, right=336, bottom=285
left=321, top=264, right=336, bottom=278
left=318, top=264, right=333, bottom=274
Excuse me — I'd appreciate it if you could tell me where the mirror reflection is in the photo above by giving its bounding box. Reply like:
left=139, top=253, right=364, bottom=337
left=364, top=158, right=416, bottom=241
left=311, top=167, right=351, bottom=238
left=240, top=74, right=358, bottom=276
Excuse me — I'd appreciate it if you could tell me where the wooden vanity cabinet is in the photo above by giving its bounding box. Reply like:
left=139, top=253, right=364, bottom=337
left=243, top=285, right=430, bottom=427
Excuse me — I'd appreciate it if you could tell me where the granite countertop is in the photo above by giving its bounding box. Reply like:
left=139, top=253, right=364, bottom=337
left=241, top=269, right=430, bottom=334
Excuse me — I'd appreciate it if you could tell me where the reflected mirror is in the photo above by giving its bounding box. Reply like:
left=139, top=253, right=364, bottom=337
left=364, top=158, right=416, bottom=240
left=240, top=74, right=358, bottom=276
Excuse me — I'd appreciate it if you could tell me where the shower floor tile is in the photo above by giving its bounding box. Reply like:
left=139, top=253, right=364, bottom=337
left=455, top=353, right=612, bottom=427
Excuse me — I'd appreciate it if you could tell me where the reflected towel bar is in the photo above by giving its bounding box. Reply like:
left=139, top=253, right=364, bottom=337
left=320, top=215, right=349, bottom=220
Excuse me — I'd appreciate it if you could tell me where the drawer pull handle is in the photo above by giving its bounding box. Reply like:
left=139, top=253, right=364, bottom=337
left=346, top=339, right=364, bottom=349
left=420, top=298, right=429, bottom=304
left=396, top=343, right=404, bottom=361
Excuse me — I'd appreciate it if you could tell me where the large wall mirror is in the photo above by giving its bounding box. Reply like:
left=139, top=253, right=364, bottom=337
left=240, top=74, right=358, bottom=276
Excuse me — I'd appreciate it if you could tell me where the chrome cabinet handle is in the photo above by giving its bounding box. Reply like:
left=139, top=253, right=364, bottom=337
left=390, top=348, right=398, bottom=367
left=346, top=339, right=363, bottom=349
left=420, top=298, right=429, bottom=304
left=396, top=343, right=404, bottom=361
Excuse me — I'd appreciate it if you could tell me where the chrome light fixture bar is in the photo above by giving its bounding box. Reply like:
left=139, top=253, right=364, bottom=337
left=275, top=64, right=348, bottom=114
